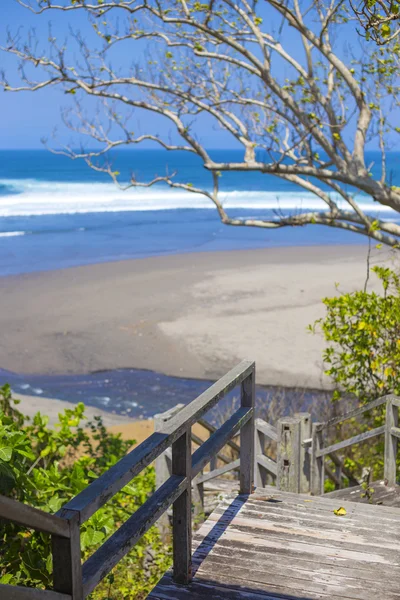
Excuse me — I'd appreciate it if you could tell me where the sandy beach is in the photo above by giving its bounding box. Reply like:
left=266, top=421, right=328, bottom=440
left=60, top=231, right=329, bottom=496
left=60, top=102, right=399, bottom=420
left=0, top=245, right=393, bottom=395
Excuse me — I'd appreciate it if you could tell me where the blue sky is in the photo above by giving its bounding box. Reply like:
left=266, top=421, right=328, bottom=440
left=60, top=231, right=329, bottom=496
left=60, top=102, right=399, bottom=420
left=1, top=0, right=399, bottom=151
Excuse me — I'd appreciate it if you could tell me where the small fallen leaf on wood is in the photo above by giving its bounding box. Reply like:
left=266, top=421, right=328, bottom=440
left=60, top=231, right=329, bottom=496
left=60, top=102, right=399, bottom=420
left=333, top=507, right=347, bottom=516
left=303, top=499, right=313, bottom=502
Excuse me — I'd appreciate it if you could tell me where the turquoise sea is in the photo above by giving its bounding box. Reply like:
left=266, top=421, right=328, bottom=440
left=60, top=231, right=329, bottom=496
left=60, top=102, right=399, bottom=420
left=1, top=149, right=399, bottom=276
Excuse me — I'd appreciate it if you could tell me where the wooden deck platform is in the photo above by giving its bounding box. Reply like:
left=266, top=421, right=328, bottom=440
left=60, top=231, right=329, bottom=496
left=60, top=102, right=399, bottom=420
left=325, top=479, right=400, bottom=507
left=148, top=485, right=400, bottom=599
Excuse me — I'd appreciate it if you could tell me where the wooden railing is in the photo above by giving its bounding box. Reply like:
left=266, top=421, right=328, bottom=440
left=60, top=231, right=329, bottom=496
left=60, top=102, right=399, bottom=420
left=0, top=360, right=255, bottom=600
left=310, top=394, right=400, bottom=495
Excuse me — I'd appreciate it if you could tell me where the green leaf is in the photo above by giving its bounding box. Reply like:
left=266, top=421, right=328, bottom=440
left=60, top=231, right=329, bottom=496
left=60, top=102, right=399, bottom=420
left=0, top=446, right=12, bottom=462
left=81, top=527, right=105, bottom=550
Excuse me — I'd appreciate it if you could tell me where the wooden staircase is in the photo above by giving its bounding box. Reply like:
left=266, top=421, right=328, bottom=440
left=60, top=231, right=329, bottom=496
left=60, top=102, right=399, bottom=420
left=149, top=485, right=400, bottom=599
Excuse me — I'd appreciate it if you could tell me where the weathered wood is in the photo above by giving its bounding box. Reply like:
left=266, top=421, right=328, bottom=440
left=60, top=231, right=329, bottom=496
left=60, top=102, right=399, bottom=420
left=198, top=418, right=241, bottom=454
left=82, top=474, right=186, bottom=596
left=191, top=432, right=238, bottom=466
left=255, top=418, right=278, bottom=442
left=164, top=361, right=255, bottom=437
left=390, top=426, right=400, bottom=439
left=276, top=417, right=301, bottom=493
left=150, top=484, right=400, bottom=600
left=52, top=511, right=83, bottom=600
left=192, top=407, right=252, bottom=479
left=172, top=429, right=192, bottom=585
left=256, top=453, right=277, bottom=477
left=197, top=459, right=241, bottom=484
left=254, top=426, right=267, bottom=487
left=154, top=404, right=184, bottom=541
left=385, top=398, right=398, bottom=486
left=295, top=412, right=311, bottom=494
left=317, top=425, right=386, bottom=457
left=0, top=585, right=70, bottom=600
left=0, top=495, right=70, bottom=538
left=310, top=422, right=324, bottom=496
left=325, top=479, right=400, bottom=507
left=321, top=394, right=394, bottom=429
left=62, top=361, right=254, bottom=524
left=328, top=452, right=360, bottom=487
left=192, top=473, right=205, bottom=522
left=239, top=369, right=255, bottom=494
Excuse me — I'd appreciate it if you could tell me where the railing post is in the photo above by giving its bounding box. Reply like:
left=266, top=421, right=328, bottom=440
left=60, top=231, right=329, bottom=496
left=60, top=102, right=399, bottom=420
left=295, top=412, right=311, bottom=494
left=155, top=404, right=184, bottom=541
left=254, top=425, right=267, bottom=488
left=240, top=365, right=255, bottom=494
left=311, top=423, right=324, bottom=495
left=52, top=511, right=83, bottom=600
left=385, top=397, right=398, bottom=486
left=277, top=417, right=301, bottom=493
left=172, top=428, right=192, bottom=585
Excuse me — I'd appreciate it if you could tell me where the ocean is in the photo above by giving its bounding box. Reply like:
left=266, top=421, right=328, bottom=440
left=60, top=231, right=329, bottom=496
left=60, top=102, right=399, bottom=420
left=1, top=149, right=399, bottom=276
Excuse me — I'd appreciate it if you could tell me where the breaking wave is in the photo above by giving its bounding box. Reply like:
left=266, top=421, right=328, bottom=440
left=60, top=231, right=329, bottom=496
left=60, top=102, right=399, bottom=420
left=0, top=178, right=396, bottom=217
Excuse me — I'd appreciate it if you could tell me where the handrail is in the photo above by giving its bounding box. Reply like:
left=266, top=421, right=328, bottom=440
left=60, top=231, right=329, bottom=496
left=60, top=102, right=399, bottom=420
left=0, top=496, right=71, bottom=538
left=320, top=394, right=395, bottom=430
left=0, top=360, right=255, bottom=599
left=311, top=395, right=400, bottom=495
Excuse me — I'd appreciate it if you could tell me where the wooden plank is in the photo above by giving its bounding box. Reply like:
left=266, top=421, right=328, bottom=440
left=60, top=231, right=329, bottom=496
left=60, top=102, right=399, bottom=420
left=194, top=557, right=400, bottom=600
left=321, top=395, right=392, bottom=429
left=52, top=511, right=83, bottom=600
left=390, top=426, right=400, bottom=439
left=164, top=361, right=255, bottom=437
left=255, top=418, right=278, bottom=442
left=0, top=585, right=70, bottom=600
left=192, top=540, right=400, bottom=586
left=239, top=370, right=255, bottom=495
left=82, top=474, right=186, bottom=596
left=256, top=453, right=277, bottom=476
left=61, top=361, right=254, bottom=524
left=277, top=417, right=300, bottom=493
left=154, top=403, right=184, bottom=541
left=0, top=495, right=70, bottom=538
left=385, top=399, right=398, bottom=485
left=197, top=459, right=240, bottom=484
left=254, top=427, right=267, bottom=487
left=198, top=419, right=241, bottom=454
left=295, top=412, right=311, bottom=493
left=317, top=425, right=385, bottom=457
left=172, top=430, right=192, bottom=585
left=192, top=408, right=253, bottom=479
left=328, top=452, right=360, bottom=486
left=191, top=432, right=235, bottom=466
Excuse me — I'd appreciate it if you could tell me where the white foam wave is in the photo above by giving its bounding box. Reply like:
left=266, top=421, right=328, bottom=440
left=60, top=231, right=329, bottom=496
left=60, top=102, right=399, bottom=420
left=0, top=231, right=26, bottom=238
left=0, top=179, right=396, bottom=217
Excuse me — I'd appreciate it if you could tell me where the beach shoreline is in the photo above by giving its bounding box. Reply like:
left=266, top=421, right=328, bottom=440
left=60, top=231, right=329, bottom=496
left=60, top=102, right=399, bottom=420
left=0, top=244, right=392, bottom=397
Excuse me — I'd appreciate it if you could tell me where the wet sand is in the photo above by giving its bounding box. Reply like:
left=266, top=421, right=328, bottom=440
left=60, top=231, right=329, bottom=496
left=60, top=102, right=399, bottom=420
left=0, top=245, right=392, bottom=391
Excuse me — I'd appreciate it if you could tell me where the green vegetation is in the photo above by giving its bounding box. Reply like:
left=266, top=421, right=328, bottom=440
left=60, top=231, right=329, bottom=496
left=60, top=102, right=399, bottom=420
left=315, top=266, right=400, bottom=405
left=0, top=385, right=170, bottom=598
left=313, top=265, right=400, bottom=482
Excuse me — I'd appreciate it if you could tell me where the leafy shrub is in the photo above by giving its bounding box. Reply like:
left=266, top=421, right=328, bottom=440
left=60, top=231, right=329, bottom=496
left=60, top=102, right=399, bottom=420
left=314, top=266, right=400, bottom=404
left=312, top=266, right=400, bottom=480
left=0, top=385, right=170, bottom=598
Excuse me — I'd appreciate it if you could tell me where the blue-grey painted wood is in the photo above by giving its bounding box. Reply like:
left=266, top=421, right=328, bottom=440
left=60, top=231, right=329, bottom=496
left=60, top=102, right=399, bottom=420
left=61, top=360, right=254, bottom=524
left=192, top=407, right=253, bottom=479
left=0, top=584, right=70, bottom=599
left=82, top=475, right=186, bottom=596
left=0, top=495, right=70, bottom=538
left=172, top=430, right=192, bottom=585
left=240, top=368, right=255, bottom=494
